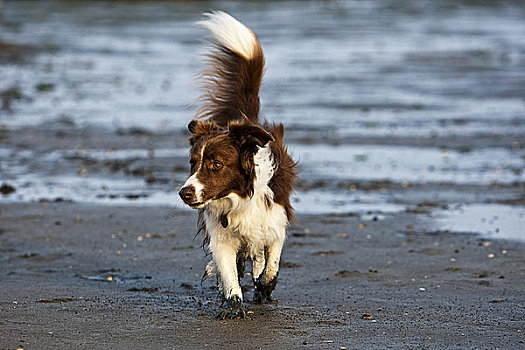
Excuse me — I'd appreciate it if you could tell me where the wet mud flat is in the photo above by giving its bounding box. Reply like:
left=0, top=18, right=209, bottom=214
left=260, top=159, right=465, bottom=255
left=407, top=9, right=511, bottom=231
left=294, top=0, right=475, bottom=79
left=1, top=202, right=524, bottom=349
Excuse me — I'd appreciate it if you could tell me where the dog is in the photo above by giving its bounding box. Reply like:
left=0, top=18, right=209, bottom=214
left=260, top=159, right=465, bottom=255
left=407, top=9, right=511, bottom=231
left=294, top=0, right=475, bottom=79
left=178, top=11, right=297, bottom=319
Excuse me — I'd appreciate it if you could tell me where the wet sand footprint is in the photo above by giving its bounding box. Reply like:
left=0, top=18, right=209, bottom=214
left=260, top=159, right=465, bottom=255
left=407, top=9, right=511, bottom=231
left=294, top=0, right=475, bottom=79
left=37, top=297, right=77, bottom=303
left=280, top=261, right=301, bottom=268
left=288, top=241, right=319, bottom=247
left=127, top=287, right=159, bottom=294
left=291, top=233, right=329, bottom=238
left=334, top=270, right=362, bottom=278
left=16, top=252, right=72, bottom=262
left=312, top=250, right=345, bottom=256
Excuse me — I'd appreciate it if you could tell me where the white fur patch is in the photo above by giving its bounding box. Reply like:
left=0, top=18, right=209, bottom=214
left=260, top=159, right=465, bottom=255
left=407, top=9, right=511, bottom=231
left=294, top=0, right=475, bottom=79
left=253, top=143, right=275, bottom=201
left=198, top=11, right=258, bottom=60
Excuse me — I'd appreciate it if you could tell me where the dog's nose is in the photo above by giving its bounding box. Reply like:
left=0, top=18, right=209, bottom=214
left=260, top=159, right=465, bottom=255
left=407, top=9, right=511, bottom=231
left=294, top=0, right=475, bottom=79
left=179, top=186, right=195, bottom=202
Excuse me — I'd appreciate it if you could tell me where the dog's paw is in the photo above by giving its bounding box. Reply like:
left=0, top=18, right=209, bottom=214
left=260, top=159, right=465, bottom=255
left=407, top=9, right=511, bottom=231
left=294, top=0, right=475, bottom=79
left=216, top=295, right=246, bottom=320
left=254, top=274, right=278, bottom=304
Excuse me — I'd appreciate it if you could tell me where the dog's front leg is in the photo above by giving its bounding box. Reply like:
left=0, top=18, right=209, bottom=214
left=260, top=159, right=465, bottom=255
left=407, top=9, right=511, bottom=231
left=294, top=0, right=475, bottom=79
left=212, top=239, right=246, bottom=319
left=255, top=237, right=284, bottom=303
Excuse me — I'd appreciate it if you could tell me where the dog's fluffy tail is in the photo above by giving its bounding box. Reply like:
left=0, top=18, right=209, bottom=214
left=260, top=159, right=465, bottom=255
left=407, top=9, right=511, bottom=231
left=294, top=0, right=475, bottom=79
left=196, top=11, right=264, bottom=126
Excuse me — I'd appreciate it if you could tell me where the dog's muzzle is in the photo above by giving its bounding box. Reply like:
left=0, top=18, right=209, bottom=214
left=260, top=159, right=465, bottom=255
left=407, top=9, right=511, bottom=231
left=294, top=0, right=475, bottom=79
left=179, top=185, right=196, bottom=205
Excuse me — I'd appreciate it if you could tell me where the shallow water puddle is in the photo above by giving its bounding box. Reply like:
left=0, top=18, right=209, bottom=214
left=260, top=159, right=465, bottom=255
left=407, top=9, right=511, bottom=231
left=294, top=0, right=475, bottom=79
left=0, top=173, right=182, bottom=206
left=431, top=204, right=525, bottom=242
left=295, top=144, right=524, bottom=185
left=292, top=190, right=405, bottom=217
left=56, top=148, right=188, bottom=160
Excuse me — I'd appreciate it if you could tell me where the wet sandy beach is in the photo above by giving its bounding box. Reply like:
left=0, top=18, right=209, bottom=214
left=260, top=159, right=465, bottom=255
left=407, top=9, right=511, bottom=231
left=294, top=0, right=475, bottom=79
left=1, top=202, right=524, bottom=349
left=1, top=0, right=525, bottom=348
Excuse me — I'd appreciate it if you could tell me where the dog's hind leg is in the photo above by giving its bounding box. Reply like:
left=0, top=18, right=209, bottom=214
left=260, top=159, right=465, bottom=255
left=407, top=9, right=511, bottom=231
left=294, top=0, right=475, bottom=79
left=202, top=260, right=217, bottom=282
left=251, top=246, right=266, bottom=282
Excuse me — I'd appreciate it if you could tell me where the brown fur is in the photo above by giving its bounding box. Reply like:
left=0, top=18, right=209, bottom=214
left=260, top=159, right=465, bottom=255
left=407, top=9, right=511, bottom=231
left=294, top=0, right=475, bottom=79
left=266, top=123, right=297, bottom=221
left=196, top=44, right=264, bottom=127
left=186, top=17, right=296, bottom=215
left=184, top=15, right=297, bottom=218
left=185, top=119, right=296, bottom=215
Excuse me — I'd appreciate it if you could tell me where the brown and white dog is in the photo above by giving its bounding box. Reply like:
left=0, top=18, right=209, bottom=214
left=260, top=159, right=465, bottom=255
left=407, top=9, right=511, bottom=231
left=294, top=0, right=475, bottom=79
left=178, top=12, right=297, bottom=319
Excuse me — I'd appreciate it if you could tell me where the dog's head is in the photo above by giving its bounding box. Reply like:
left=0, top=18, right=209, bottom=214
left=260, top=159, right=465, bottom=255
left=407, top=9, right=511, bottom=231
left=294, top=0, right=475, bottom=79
left=179, top=119, right=274, bottom=209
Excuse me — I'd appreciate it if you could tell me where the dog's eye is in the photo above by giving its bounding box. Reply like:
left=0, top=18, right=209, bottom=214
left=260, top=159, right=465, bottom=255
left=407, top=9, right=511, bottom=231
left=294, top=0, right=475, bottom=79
left=211, top=160, right=223, bottom=171
left=189, top=159, right=197, bottom=169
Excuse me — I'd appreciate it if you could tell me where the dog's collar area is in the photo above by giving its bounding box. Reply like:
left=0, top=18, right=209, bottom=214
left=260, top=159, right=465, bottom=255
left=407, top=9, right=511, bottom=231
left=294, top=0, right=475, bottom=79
left=220, top=212, right=229, bottom=228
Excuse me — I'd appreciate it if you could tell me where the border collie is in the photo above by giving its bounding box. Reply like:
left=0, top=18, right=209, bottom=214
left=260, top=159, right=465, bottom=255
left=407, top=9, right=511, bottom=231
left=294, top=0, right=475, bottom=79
left=178, top=12, right=297, bottom=319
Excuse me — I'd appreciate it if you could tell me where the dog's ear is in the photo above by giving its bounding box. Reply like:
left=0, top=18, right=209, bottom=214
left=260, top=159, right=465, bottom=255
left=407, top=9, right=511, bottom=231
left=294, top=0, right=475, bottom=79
left=188, top=120, right=219, bottom=145
left=228, top=121, right=274, bottom=153
left=188, top=120, right=198, bottom=134
left=228, top=121, right=274, bottom=187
